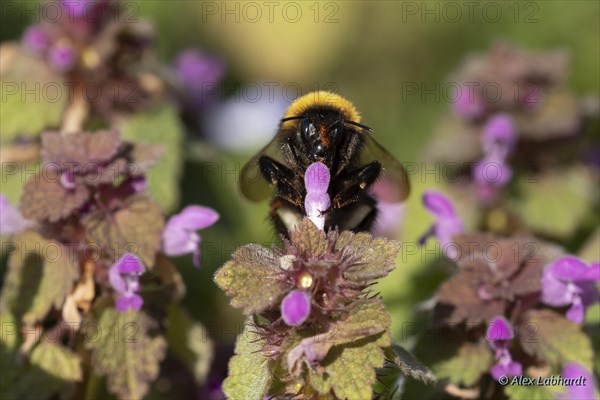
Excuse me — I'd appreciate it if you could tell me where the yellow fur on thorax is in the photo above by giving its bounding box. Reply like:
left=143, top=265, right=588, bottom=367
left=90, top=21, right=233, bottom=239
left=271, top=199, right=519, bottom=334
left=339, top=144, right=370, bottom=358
left=283, top=91, right=361, bottom=123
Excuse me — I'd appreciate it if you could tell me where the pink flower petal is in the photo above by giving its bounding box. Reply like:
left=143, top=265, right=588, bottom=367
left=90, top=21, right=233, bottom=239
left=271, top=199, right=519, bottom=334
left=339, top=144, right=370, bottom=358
left=486, top=316, right=513, bottom=342
left=0, top=194, right=32, bottom=235
left=168, top=205, right=220, bottom=231
left=560, top=363, right=597, bottom=400
left=304, top=162, right=330, bottom=193
left=549, top=256, right=588, bottom=281
left=115, top=253, right=145, bottom=274
left=281, top=290, right=311, bottom=327
left=423, top=191, right=459, bottom=219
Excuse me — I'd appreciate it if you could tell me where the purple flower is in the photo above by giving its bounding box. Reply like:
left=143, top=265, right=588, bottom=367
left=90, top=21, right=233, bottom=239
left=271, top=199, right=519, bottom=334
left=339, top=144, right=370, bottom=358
left=474, top=114, right=517, bottom=201
left=23, top=26, right=50, bottom=55
left=60, top=170, right=77, bottom=189
left=0, top=194, right=32, bottom=235
left=47, top=43, right=77, bottom=72
left=556, top=363, right=597, bottom=400
left=175, top=49, right=225, bottom=104
left=304, top=162, right=330, bottom=230
left=481, top=114, right=516, bottom=159
left=451, top=83, right=483, bottom=119
left=486, top=317, right=522, bottom=380
left=474, top=157, right=513, bottom=187
left=281, top=290, right=311, bottom=327
left=162, top=205, right=219, bottom=267
left=541, top=256, right=600, bottom=323
left=109, top=253, right=145, bottom=312
left=419, top=191, right=464, bottom=259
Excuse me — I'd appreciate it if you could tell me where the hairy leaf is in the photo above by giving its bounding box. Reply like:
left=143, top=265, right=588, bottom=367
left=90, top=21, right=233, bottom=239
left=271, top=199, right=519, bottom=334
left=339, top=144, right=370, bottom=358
left=84, top=194, right=164, bottom=266
left=214, top=244, right=287, bottom=315
left=41, top=130, right=121, bottom=170
left=7, top=342, right=82, bottom=400
left=0, top=312, right=21, bottom=396
left=336, top=231, right=401, bottom=281
left=504, top=381, right=559, bottom=400
left=0, top=47, right=66, bottom=140
left=20, top=169, right=90, bottom=222
left=519, top=309, right=593, bottom=369
left=432, top=338, right=493, bottom=387
left=0, top=231, right=79, bottom=324
left=289, top=219, right=329, bottom=258
left=85, top=304, right=166, bottom=400
left=222, top=319, right=271, bottom=400
left=287, top=300, right=391, bottom=377
left=325, top=338, right=386, bottom=400
left=119, top=104, right=184, bottom=212
left=513, top=166, right=596, bottom=238
left=167, top=305, right=212, bottom=384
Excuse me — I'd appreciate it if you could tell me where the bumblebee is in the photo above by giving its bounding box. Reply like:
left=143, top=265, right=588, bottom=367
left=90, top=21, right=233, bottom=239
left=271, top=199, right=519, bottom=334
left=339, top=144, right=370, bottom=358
left=240, top=91, right=410, bottom=235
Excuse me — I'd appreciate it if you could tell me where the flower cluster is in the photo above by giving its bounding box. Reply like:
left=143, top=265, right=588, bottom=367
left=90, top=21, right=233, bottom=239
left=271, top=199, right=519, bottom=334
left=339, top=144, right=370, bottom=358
left=19, top=0, right=162, bottom=118
left=410, top=193, right=598, bottom=399
left=474, top=114, right=516, bottom=201
left=1, top=131, right=218, bottom=399
left=419, top=191, right=464, bottom=258
left=423, top=41, right=599, bottom=238
left=541, top=256, right=600, bottom=324
left=214, top=163, right=434, bottom=399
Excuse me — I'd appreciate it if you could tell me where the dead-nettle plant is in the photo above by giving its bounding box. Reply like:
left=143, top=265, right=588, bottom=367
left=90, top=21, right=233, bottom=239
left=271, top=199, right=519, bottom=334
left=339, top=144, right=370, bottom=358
left=0, top=129, right=219, bottom=400
left=3, top=0, right=225, bottom=211
left=422, top=40, right=599, bottom=240
left=404, top=192, right=599, bottom=400
left=214, top=162, right=435, bottom=400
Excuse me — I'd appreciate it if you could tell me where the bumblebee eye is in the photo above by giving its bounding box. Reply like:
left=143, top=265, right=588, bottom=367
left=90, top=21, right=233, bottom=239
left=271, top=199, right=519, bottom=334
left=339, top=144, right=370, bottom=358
left=300, top=118, right=315, bottom=142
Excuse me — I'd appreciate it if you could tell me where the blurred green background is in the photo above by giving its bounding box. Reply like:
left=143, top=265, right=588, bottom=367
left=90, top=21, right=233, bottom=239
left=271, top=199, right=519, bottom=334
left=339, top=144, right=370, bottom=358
left=1, top=0, right=598, bottom=385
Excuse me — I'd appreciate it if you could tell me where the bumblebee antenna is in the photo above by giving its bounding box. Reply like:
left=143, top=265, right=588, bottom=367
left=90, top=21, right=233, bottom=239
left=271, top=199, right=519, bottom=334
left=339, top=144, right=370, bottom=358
left=344, top=120, right=373, bottom=133
left=281, top=115, right=304, bottom=123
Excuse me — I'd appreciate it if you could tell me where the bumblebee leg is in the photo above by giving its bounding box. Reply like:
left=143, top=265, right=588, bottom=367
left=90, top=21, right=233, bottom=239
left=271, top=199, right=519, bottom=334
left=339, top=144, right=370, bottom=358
left=281, top=139, right=307, bottom=170
left=333, top=131, right=362, bottom=175
left=259, top=155, right=304, bottom=207
left=332, top=161, right=382, bottom=209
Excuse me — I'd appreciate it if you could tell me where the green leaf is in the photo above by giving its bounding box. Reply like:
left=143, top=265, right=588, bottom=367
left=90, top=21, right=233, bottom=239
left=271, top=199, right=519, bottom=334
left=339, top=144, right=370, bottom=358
left=85, top=304, right=166, bottom=400
left=20, top=169, right=90, bottom=222
left=118, top=104, right=184, bottom=212
left=0, top=47, right=66, bottom=140
left=84, top=194, right=164, bottom=266
left=385, top=344, right=436, bottom=384
left=333, top=299, right=392, bottom=347
left=289, top=218, right=329, bottom=258
left=7, top=342, right=82, bottom=400
left=287, top=300, right=391, bottom=378
left=0, top=231, right=79, bottom=324
left=0, top=161, right=39, bottom=205
left=513, top=166, right=596, bottom=238
left=519, top=309, right=593, bottom=370
left=504, top=380, right=559, bottom=400
left=0, top=311, right=21, bottom=396
left=222, top=319, right=272, bottom=400
left=336, top=231, right=401, bottom=281
left=214, top=244, right=288, bottom=315
left=433, top=338, right=493, bottom=387
left=167, top=304, right=213, bottom=384
left=325, top=339, right=386, bottom=400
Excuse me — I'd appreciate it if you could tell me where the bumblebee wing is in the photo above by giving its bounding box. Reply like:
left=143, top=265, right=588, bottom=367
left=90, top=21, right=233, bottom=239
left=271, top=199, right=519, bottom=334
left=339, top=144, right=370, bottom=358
left=359, top=133, right=410, bottom=203
left=239, top=136, right=284, bottom=201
